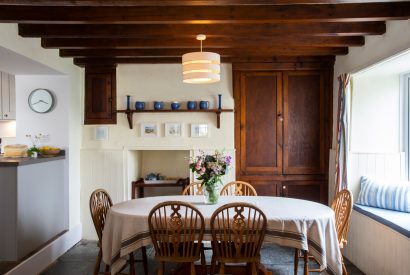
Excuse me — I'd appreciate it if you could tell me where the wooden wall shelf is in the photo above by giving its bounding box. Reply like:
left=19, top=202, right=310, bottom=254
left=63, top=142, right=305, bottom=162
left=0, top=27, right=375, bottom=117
left=117, top=109, right=234, bottom=129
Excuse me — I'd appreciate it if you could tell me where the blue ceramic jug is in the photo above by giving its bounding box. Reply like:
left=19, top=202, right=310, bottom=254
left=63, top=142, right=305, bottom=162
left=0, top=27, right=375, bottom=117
left=135, top=101, right=145, bottom=110
left=199, top=101, right=209, bottom=110
left=154, top=101, right=164, bottom=110
left=171, top=102, right=180, bottom=110
left=187, top=101, right=197, bottom=110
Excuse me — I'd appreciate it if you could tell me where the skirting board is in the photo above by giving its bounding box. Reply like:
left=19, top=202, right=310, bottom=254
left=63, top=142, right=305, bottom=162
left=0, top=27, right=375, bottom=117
left=5, top=223, right=82, bottom=275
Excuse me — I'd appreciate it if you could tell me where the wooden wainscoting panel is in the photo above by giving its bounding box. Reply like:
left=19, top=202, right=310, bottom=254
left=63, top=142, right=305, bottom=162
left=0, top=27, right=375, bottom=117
left=344, top=210, right=410, bottom=275
left=80, top=149, right=124, bottom=240
left=348, top=152, right=404, bottom=200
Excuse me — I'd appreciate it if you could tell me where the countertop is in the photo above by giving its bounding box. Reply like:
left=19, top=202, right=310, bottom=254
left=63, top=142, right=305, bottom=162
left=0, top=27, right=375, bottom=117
left=0, top=150, right=65, bottom=166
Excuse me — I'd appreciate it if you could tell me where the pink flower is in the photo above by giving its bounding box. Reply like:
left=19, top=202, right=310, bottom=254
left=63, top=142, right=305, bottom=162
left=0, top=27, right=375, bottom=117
left=199, top=167, right=206, bottom=175
left=195, top=160, right=202, bottom=170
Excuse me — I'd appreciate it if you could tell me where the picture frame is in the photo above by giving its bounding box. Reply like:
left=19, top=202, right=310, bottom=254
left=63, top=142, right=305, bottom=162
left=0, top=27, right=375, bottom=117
left=190, top=123, right=209, bottom=138
left=140, top=123, right=159, bottom=137
left=94, top=126, right=108, bottom=141
left=165, top=122, right=182, bottom=137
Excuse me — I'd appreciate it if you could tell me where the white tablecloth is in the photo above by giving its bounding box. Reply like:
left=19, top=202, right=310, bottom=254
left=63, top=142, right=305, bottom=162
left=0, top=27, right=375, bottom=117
left=102, top=195, right=342, bottom=275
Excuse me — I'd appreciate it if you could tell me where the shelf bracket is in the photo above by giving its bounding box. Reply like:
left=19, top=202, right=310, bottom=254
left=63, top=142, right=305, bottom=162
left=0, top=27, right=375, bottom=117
left=125, top=110, right=133, bottom=129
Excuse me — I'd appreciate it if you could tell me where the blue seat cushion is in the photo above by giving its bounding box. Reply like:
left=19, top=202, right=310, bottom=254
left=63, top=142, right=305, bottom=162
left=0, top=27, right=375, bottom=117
left=353, top=204, right=410, bottom=238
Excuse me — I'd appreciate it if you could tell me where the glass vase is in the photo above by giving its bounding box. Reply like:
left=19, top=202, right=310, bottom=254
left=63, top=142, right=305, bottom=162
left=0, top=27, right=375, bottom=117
left=204, top=184, right=220, bottom=204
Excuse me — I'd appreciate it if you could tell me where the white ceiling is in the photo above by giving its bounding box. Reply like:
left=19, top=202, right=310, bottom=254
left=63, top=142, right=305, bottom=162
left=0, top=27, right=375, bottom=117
left=0, top=46, right=62, bottom=75
left=355, top=48, right=410, bottom=78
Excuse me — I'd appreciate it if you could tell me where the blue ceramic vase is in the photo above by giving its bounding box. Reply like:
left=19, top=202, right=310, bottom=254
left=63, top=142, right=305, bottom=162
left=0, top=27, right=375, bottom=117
left=154, top=101, right=164, bottom=110
left=199, top=101, right=209, bottom=110
left=135, top=101, right=145, bottom=110
left=187, top=101, right=197, bottom=110
left=171, top=102, right=180, bottom=110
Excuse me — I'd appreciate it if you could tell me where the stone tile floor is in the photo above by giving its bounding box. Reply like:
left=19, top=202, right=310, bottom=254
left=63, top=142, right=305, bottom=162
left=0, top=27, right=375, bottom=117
left=40, top=240, right=364, bottom=275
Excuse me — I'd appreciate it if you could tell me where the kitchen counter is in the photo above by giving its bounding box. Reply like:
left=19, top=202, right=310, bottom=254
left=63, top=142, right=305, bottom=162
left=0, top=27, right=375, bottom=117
left=0, top=151, right=67, bottom=261
left=0, top=151, right=65, bottom=166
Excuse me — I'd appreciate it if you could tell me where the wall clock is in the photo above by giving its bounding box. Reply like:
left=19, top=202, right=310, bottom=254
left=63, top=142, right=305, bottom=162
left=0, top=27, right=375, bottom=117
left=28, top=88, right=55, bottom=113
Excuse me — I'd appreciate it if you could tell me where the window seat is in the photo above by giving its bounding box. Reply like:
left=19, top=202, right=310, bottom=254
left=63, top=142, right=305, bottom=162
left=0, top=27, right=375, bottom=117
left=353, top=204, right=410, bottom=238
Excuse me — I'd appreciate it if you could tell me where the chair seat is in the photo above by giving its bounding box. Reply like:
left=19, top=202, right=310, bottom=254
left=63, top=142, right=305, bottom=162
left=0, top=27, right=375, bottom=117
left=154, top=242, right=203, bottom=263
left=212, top=241, right=261, bottom=263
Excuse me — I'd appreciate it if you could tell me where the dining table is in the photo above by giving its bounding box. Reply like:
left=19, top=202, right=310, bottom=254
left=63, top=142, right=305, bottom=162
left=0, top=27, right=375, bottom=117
left=102, top=195, right=342, bottom=275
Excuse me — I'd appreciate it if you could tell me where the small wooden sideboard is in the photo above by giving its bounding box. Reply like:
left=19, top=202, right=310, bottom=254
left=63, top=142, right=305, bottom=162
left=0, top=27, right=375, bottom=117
left=131, top=177, right=189, bottom=199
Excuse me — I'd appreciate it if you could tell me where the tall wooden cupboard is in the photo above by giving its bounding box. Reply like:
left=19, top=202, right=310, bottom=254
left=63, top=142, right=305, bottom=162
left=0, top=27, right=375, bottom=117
left=233, top=60, right=333, bottom=204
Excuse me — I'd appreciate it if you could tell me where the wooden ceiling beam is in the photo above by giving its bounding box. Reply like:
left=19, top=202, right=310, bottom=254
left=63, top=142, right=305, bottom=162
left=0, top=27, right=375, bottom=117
left=60, top=47, right=348, bottom=58
left=42, top=36, right=364, bottom=49
left=18, top=22, right=386, bottom=38
left=1, top=3, right=410, bottom=24
left=73, top=54, right=341, bottom=66
left=1, top=1, right=407, bottom=6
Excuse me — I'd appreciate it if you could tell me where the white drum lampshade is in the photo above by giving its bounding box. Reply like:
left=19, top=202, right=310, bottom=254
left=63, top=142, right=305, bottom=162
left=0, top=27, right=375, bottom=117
left=182, top=35, right=221, bottom=84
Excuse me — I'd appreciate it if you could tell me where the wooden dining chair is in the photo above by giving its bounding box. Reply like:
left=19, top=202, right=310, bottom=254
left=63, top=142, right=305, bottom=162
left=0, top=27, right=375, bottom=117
left=294, top=189, right=353, bottom=275
left=89, top=189, right=148, bottom=275
left=148, top=201, right=206, bottom=275
left=182, top=182, right=204, bottom=195
left=210, top=202, right=267, bottom=275
left=220, top=181, right=258, bottom=196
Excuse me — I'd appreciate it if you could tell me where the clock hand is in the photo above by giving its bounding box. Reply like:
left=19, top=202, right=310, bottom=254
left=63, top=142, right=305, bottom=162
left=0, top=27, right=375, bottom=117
left=39, top=99, right=49, bottom=105
left=31, top=100, right=42, bottom=105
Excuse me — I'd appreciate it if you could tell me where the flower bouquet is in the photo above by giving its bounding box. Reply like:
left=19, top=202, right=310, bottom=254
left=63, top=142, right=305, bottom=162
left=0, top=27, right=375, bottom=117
left=189, top=150, right=231, bottom=204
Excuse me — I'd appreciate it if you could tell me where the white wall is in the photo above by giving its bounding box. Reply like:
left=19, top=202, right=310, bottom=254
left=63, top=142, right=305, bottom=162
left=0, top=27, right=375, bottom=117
left=82, top=64, right=234, bottom=150
left=81, top=63, right=235, bottom=239
left=350, top=74, right=400, bottom=153
left=333, top=20, right=410, bottom=274
left=331, top=20, right=410, bottom=196
left=15, top=75, right=69, bottom=147
left=0, top=24, right=82, bottom=233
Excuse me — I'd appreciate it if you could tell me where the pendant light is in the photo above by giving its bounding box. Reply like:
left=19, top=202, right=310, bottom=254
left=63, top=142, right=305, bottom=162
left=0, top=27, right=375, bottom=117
left=182, top=34, right=220, bottom=84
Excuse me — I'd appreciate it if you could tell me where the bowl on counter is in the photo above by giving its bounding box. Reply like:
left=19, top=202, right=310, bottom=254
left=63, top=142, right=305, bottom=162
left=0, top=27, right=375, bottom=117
left=39, top=146, right=61, bottom=157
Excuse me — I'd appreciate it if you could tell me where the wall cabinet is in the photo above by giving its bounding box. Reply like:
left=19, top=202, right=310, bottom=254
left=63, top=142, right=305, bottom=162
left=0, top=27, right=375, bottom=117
left=0, top=71, right=16, bottom=120
left=234, top=62, right=332, bottom=204
left=84, top=66, right=117, bottom=124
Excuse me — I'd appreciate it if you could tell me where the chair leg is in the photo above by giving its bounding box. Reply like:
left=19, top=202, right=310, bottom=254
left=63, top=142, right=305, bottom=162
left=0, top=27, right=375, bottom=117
left=200, top=245, right=206, bottom=275
left=210, top=254, right=216, bottom=275
left=303, top=250, right=309, bottom=275
left=128, top=252, right=135, bottom=275
left=342, top=260, right=348, bottom=275
left=251, top=262, right=258, bottom=275
left=158, top=261, right=165, bottom=275
left=141, top=246, right=148, bottom=275
left=190, top=262, right=196, bottom=275
left=219, top=263, right=225, bottom=275
left=294, top=248, right=299, bottom=275
left=94, top=247, right=102, bottom=275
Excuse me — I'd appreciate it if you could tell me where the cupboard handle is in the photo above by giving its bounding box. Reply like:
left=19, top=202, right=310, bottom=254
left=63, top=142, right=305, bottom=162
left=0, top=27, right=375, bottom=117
left=277, top=114, right=284, bottom=122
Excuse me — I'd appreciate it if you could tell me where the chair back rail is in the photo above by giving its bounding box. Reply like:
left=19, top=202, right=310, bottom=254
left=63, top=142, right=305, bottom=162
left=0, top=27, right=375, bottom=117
left=220, top=181, right=258, bottom=196
left=182, top=182, right=204, bottom=195
left=89, top=189, right=113, bottom=242
left=148, top=201, right=205, bottom=262
left=331, top=189, right=353, bottom=246
left=210, top=202, right=267, bottom=262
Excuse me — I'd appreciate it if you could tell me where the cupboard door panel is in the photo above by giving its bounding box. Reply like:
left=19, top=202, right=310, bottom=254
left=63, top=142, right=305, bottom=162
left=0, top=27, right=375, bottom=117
left=85, top=66, right=117, bottom=124
left=239, top=72, right=282, bottom=175
left=281, top=181, right=325, bottom=203
left=248, top=180, right=279, bottom=196
left=283, top=72, right=325, bottom=174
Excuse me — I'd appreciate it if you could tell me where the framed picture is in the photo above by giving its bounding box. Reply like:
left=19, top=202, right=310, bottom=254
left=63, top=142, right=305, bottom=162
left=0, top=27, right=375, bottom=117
left=191, top=123, right=209, bottom=138
left=165, top=122, right=182, bottom=137
left=140, top=123, right=158, bottom=137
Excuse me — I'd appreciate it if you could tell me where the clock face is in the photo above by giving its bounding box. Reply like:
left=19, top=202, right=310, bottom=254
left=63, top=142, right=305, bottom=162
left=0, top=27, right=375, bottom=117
left=28, top=89, right=55, bottom=113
